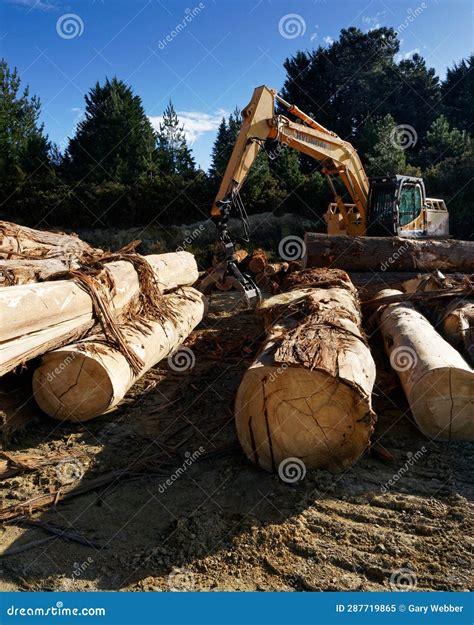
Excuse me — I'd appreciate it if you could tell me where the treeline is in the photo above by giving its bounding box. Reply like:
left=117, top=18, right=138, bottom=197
left=0, top=27, right=472, bottom=237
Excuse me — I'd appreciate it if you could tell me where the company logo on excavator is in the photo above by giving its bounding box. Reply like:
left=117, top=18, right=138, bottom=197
left=294, top=130, right=329, bottom=150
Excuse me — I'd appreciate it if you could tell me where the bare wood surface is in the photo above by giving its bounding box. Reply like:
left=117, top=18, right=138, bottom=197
left=376, top=289, right=474, bottom=440
left=235, top=269, right=376, bottom=473
left=33, top=288, right=207, bottom=422
left=0, top=252, right=199, bottom=376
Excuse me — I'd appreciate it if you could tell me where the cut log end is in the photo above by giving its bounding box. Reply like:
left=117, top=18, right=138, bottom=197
left=235, top=366, right=374, bottom=473
left=413, top=367, right=474, bottom=441
left=33, top=351, right=115, bottom=421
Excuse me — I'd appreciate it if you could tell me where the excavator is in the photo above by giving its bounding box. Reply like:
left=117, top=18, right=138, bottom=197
left=206, top=85, right=449, bottom=307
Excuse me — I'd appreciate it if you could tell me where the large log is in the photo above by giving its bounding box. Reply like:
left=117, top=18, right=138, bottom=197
left=303, top=233, right=474, bottom=273
left=0, top=220, right=98, bottom=260
left=442, top=298, right=474, bottom=365
left=33, top=287, right=207, bottom=422
left=0, top=258, right=81, bottom=286
left=234, top=270, right=376, bottom=474
left=377, top=289, right=474, bottom=441
left=0, top=252, right=198, bottom=376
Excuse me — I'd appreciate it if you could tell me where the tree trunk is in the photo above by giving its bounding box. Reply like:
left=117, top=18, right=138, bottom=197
left=235, top=272, right=376, bottom=474
left=0, top=252, right=198, bottom=376
left=0, top=221, right=98, bottom=260
left=377, top=289, right=474, bottom=440
left=442, top=298, right=474, bottom=365
left=0, top=258, right=81, bottom=286
left=33, top=287, right=207, bottom=422
left=303, top=233, right=474, bottom=273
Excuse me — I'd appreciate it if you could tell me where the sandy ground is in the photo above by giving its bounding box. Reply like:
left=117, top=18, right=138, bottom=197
left=1, top=291, right=473, bottom=592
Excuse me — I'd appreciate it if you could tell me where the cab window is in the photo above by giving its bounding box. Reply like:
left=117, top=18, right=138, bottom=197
left=399, top=184, right=422, bottom=226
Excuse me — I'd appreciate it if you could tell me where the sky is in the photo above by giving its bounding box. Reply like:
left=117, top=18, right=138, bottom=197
left=1, top=0, right=473, bottom=170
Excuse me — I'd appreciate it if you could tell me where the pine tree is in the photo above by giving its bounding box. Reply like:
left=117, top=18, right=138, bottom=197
left=65, top=77, right=157, bottom=184
left=365, top=114, right=407, bottom=176
left=423, top=115, right=471, bottom=167
left=0, top=59, right=51, bottom=180
left=156, top=101, right=195, bottom=178
left=442, top=56, right=473, bottom=133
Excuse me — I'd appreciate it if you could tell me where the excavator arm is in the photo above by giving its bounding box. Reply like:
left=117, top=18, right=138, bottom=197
left=212, top=85, right=370, bottom=233
left=206, top=85, right=370, bottom=307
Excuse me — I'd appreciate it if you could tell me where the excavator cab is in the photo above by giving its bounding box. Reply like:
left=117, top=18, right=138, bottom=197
left=367, top=175, right=449, bottom=238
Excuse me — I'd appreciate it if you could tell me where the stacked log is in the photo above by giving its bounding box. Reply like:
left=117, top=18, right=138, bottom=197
left=0, top=222, right=206, bottom=429
left=442, top=299, right=474, bottom=365
left=235, top=268, right=376, bottom=474
left=33, top=287, right=207, bottom=421
left=0, top=220, right=99, bottom=260
left=303, top=233, right=474, bottom=273
left=376, top=289, right=474, bottom=441
left=0, top=252, right=198, bottom=376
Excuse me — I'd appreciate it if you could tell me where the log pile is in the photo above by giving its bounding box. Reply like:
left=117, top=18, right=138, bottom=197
left=235, top=268, right=376, bottom=474
left=0, top=221, right=206, bottom=430
left=375, top=289, right=474, bottom=441
left=198, top=247, right=298, bottom=296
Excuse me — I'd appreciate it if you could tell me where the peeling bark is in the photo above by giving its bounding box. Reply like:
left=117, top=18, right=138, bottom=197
left=235, top=269, right=376, bottom=473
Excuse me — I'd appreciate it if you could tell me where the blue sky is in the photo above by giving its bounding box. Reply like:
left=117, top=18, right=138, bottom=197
left=1, top=0, right=472, bottom=170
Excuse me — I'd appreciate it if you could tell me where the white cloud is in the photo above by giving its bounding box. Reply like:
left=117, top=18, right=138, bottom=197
left=6, top=0, right=57, bottom=11
left=323, top=35, right=333, bottom=45
left=396, top=48, right=420, bottom=62
left=362, top=11, right=386, bottom=30
left=149, top=109, right=228, bottom=146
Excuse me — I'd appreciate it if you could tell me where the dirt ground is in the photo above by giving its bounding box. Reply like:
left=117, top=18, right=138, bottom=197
left=1, top=291, right=473, bottom=592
